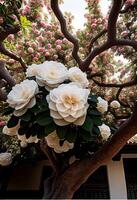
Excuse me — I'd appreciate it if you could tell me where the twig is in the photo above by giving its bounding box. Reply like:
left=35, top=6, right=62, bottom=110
left=88, top=29, right=107, bottom=52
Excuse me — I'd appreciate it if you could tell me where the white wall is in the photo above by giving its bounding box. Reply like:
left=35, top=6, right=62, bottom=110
left=107, top=159, right=127, bottom=199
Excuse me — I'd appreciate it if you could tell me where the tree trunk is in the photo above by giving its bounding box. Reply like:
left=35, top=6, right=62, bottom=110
left=43, top=174, right=73, bottom=199
left=42, top=102, right=137, bottom=199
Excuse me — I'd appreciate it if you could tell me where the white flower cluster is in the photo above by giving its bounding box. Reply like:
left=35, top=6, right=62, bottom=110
left=47, top=83, right=90, bottom=126
left=0, top=152, right=12, bottom=166
left=99, top=124, right=111, bottom=141
left=3, top=122, right=39, bottom=147
left=5, top=61, right=110, bottom=154
left=7, top=79, right=39, bottom=116
left=110, top=100, right=120, bottom=109
left=26, top=61, right=90, bottom=126
left=26, top=61, right=89, bottom=90
left=97, top=97, right=108, bottom=114
left=45, top=131, right=74, bottom=153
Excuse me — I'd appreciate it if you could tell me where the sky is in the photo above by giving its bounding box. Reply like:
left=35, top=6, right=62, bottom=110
left=60, top=0, right=128, bottom=65
left=60, top=0, right=110, bottom=30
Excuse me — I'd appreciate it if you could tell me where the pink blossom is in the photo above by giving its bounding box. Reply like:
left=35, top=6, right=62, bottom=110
left=7, top=34, right=14, bottom=41
left=45, top=52, right=50, bottom=56
left=28, top=47, right=34, bottom=53
left=40, top=21, right=47, bottom=28
left=91, top=23, right=97, bottom=28
left=45, top=24, right=52, bottom=30
left=56, top=39, right=62, bottom=45
left=38, top=47, right=45, bottom=52
left=17, top=31, right=22, bottom=36
left=56, top=45, right=62, bottom=50
left=33, top=57, right=39, bottom=61
left=24, top=5, right=31, bottom=14
left=31, top=42, right=37, bottom=48
left=37, top=35, right=44, bottom=42
left=0, top=121, right=6, bottom=127
left=34, top=30, right=40, bottom=35
left=47, top=43, right=52, bottom=49
left=35, top=53, right=40, bottom=58
left=26, top=41, right=31, bottom=46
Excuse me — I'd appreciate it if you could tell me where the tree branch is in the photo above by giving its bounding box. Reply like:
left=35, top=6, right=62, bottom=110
left=40, top=139, right=60, bottom=175
left=107, top=0, right=122, bottom=41
left=92, top=74, right=137, bottom=88
left=0, top=89, right=7, bottom=101
left=61, top=101, right=137, bottom=197
left=50, top=0, right=82, bottom=66
left=120, top=3, right=137, bottom=13
left=88, top=29, right=107, bottom=52
left=0, top=60, right=15, bottom=86
left=0, top=44, right=26, bottom=71
left=0, top=24, right=20, bottom=42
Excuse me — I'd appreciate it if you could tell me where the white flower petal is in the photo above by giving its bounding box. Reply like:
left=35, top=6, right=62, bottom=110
left=53, top=118, right=70, bottom=126
left=7, top=79, right=38, bottom=116
left=74, top=115, right=86, bottom=126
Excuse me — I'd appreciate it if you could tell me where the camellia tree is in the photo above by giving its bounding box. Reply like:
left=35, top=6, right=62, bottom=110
left=1, top=0, right=137, bottom=198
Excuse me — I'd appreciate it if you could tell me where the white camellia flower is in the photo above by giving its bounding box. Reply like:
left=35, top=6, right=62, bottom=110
left=26, top=63, right=40, bottom=77
left=3, top=122, right=20, bottom=136
left=28, top=61, right=68, bottom=91
left=68, top=67, right=89, bottom=88
left=20, top=141, right=28, bottom=148
left=99, top=123, right=111, bottom=140
left=7, top=79, right=39, bottom=116
left=110, top=100, right=120, bottom=109
left=0, top=152, right=12, bottom=166
left=17, top=134, right=39, bottom=143
left=45, top=131, right=74, bottom=153
left=47, top=83, right=90, bottom=126
left=97, top=97, right=108, bottom=113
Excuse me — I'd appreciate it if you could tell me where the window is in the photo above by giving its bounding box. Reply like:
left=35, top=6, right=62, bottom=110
left=73, top=166, right=110, bottom=199
left=123, top=158, right=137, bottom=199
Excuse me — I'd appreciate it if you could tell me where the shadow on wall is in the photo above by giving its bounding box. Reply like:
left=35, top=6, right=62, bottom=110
left=0, top=160, right=110, bottom=199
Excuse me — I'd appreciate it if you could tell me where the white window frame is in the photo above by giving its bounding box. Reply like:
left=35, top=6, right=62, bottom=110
left=106, top=154, right=137, bottom=199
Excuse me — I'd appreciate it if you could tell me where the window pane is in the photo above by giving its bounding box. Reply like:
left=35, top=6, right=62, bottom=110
left=73, top=166, right=110, bottom=199
left=123, top=158, right=137, bottom=199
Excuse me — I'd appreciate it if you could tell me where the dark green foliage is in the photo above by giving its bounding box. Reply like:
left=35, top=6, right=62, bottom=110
left=7, top=115, right=19, bottom=128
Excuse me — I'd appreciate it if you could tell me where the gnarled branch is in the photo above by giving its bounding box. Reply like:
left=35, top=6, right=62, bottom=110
left=50, top=0, right=82, bottom=66
left=0, top=44, right=26, bottom=71
left=60, top=101, right=137, bottom=198
left=40, top=139, right=60, bottom=175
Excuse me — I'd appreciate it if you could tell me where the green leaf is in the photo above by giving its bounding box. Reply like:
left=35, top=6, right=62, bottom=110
left=31, top=104, right=39, bottom=113
left=56, top=126, right=68, bottom=139
left=79, top=129, right=93, bottom=142
left=93, top=126, right=100, bottom=135
left=31, top=101, right=49, bottom=114
left=82, top=116, right=93, bottom=133
left=20, top=16, right=32, bottom=28
left=45, top=122, right=56, bottom=136
left=92, top=117, right=102, bottom=126
left=88, top=95, right=98, bottom=103
left=20, top=111, right=31, bottom=121
left=30, top=123, right=44, bottom=137
left=20, top=120, right=29, bottom=127
left=88, top=109, right=101, bottom=116
left=66, top=129, right=77, bottom=143
left=39, top=101, right=49, bottom=112
left=7, top=115, right=19, bottom=128
left=36, top=112, right=53, bottom=126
